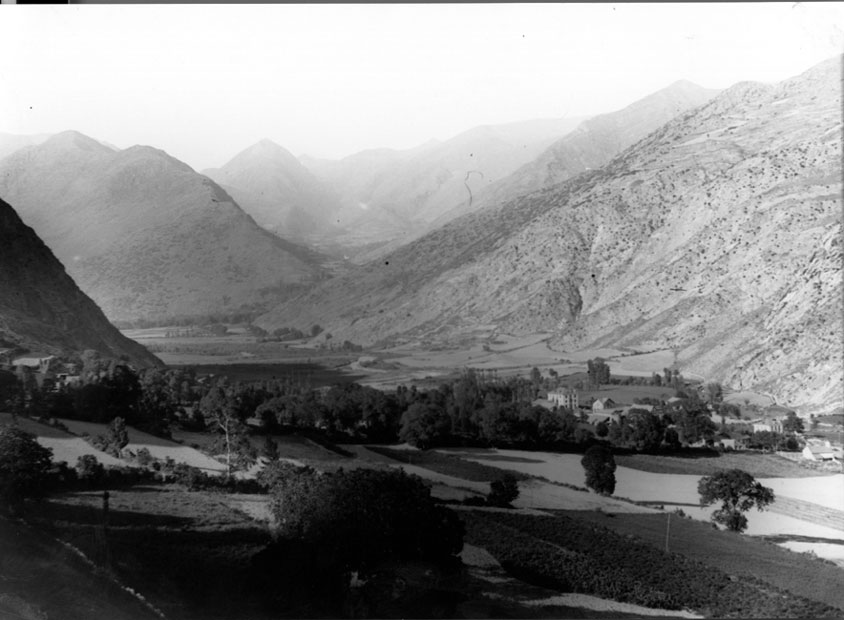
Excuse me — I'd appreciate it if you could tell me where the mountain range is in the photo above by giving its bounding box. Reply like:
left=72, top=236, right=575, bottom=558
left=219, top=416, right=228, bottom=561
left=0, top=195, right=160, bottom=367
left=202, top=139, right=345, bottom=244
left=256, top=56, right=843, bottom=415
left=0, top=132, right=330, bottom=324
left=298, top=116, right=588, bottom=257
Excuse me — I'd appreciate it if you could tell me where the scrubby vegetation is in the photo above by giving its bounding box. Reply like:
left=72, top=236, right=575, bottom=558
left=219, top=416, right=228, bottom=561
left=462, top=510, right=841, bottom=617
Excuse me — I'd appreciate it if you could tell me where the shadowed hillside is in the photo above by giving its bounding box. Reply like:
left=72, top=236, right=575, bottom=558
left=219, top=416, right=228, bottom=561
left=0, top=196, right=160, bottom=367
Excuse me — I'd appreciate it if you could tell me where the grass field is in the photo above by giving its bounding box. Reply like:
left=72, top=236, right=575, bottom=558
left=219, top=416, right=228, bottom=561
left=58, top=418, right=227, bottom=473
left=0, top=413, right=127, bottom=468
left=27, top=485, right=273, bottom=620
left=616, top=451, right=831, bottom=478
left=553, top=509, right=844, bottom=612
left=367, top=445, right=531, bottom=482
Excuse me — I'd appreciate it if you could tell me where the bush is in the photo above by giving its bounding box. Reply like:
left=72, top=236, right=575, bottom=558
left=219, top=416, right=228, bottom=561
left=135, top=447, right=155, bottom=467
left=487, top=474, right=520, bottom=507
left=76, top=454, right=105, bottom=483
left=581, top=444, right=617, bottom=495
left=0, top=425, right=54, bottom=512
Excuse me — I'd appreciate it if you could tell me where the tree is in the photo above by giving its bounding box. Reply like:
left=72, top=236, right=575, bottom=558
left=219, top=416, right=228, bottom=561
left=257, top=466, right=465, bottom=614
left=749, top=430, right=782, bottom=452
left=399, top=402, right=451, bottom=449
left=262, top=435, right=280, bottom=461
left=698, top=469, right=774, bottom=532
left=581, top=445, right=616, bottom=495
left=487, top=473, right=520, bottom=507
left=626, top=409, right=665, bottom=452
left=587, top=359, right=610, bottom=387
left=199, top=386, right=256, bottom=478
left=0, top=425, right=53, bottom=512
left=107, top=416, right=129, bottom=455
left=782, top=412, right=805, bottom=434
left=704, top=382, right=723, bottom=404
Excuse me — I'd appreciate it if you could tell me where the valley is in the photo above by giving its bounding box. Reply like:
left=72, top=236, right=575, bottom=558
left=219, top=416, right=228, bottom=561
left=0, top=14, right=840, bottom=617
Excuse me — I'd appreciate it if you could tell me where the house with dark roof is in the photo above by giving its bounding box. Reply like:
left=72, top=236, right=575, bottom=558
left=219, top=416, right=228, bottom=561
left=592, top=397, right=616, bottom=412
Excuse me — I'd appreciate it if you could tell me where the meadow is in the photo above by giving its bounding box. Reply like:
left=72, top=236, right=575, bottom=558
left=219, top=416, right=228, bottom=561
left=26, top=486, right=273, bottom=620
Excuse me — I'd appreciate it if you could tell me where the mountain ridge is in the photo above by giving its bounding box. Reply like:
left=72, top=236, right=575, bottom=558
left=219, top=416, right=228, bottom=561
left=0, top=196, right=161, bottom=367
left=256, top=55, right=842, bottom=415
left=0, top=132, right=330, bottom=324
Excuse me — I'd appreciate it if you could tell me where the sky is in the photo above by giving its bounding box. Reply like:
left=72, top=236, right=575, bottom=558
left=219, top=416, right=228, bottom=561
left=1, top=3, right=842, bottom=171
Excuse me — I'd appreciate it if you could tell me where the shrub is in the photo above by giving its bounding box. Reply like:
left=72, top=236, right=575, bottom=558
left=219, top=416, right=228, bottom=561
left=135, top=447, right=155, bottom=467
left=487, top=474, right=520, bottom=507
left=76, top=454, right=105, bottom=483
left=581, top=444, right=617, bottom=495
left=0, top=425, right=54, bottom=512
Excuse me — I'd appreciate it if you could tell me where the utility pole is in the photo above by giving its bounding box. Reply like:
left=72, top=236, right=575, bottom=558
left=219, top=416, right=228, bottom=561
left=664, top=511, right=671, bottom=553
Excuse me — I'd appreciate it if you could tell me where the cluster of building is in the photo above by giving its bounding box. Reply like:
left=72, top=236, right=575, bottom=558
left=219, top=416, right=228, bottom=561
left=0, top=348, right=82, bottom=389
left=540, top=386, right=841, bottom=462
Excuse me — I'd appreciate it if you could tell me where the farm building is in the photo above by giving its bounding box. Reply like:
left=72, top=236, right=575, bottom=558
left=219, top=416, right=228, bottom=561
left=803, top=443, right=838, bottom=462
left=592, top=398, right=616, bottom=412
left=547, top=389, right=579, bottom=409
left=12, top=353, right=57, bottom=373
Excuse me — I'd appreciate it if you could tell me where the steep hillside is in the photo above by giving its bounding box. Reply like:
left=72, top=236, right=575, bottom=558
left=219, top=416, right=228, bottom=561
left=301, top=117, right=587, bottom=256
left=258, top=56, right=843, bottom=415
left=0, top=132, right=329, bottom=324
left=203, top=139, right=344, bottom=243
left=0, top=196, right=160, bottom=367
left=356, top=80, right=719, bottom=263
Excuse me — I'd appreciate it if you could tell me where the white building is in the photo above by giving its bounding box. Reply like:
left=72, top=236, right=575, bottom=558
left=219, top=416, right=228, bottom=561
left=803, top=443, right=838, bottom=462
left=547, top=389, right=579, bottom=410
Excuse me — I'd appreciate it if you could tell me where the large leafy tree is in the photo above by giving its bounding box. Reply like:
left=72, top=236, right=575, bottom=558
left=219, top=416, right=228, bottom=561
left=698, top=469, right=775, bottom=532
left=257, top=465, right=465, bottom=614
left=399, top=402, right=451, bottom=449
left=781, top=412, right=805, bottom=434
left=0, top=425, right=53, bottom=513
left=199, top=385, right=256, bottom=478
left=581, top=445, right=616, bottom=495
left=625, top=409, right=665, bottom=452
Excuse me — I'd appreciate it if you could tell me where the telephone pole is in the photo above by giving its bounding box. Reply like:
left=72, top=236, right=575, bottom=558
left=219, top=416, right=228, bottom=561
left=664, top=511, right=671, bottom=553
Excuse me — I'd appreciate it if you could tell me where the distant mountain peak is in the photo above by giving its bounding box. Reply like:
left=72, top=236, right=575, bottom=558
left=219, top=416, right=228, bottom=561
left=115, top=144, right=196, bottom=173
left=43, top=130, right=113, bottom=154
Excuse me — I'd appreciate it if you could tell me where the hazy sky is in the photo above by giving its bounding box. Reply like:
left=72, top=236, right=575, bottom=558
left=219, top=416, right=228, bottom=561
left=1, top=3, right=842, bottom=171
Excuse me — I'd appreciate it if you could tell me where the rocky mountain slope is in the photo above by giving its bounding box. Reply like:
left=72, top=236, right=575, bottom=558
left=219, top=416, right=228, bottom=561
left=301, top=117, right=587, bottom=257
left=257, top=56, right=843, bottom=415
left=0, top=196, right=160, bottom=367
left=359, top=81, right=720, bottom=263
left=202, top=139, right=345, bottom=244
left=0, top=132, right=329, bottom=324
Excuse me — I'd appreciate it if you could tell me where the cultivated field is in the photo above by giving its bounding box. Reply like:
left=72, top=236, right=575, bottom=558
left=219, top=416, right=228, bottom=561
left=440, top=448, right=844, bottom=546
left=0, top=412, right=124, bottom=468
left=553, top=510, right=844, bottom=610
left=58, top=418, right=227, bottom=473
left=615, top=452, right=831, bottom=478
